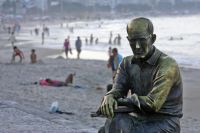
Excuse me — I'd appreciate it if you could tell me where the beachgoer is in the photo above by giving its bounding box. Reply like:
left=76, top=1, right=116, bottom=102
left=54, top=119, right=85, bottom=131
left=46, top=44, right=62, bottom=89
left=39, top=78, right=67, bottom=87
left=11, top=46, right=24, bottom=63
left=108, top=46, right=112, bottom=57
left=75, top=36, right=82, bottom=59
left=34, top=28, right=39, bottom=36
left=107, top=48, right=123, bottom=79
left=41, top=31, right=45, bottom=45
left=90, top=34, right=93, bottom=45
left=108, top=31, right=113, bottom=44
left=37, top=73, right=75, bottom=87
left=44, top=27, right=50, bottom=36
left=9, top=32, right=16, bottom=46
left=8, top=26, right=11, bottom=34
left=98, top=17, right=183, bottom=133
left=30, top=49, right=37, bottom=64
left=95, top=38, right=99, bottom=44
left=113, top=36, right=117, bottom=45
left=64, top=38, right=70, bottom=58
left=85, top=38, right=88, bottom=45
left=117, top=34, right=121, bottom=45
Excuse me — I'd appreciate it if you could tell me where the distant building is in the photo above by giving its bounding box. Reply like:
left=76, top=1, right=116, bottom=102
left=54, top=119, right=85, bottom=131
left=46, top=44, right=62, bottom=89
left=182, top=0, right=200, bottom=1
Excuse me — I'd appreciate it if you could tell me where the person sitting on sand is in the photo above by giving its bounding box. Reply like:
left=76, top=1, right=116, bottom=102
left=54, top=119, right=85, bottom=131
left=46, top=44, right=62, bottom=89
left=30, top=49, right=37, bottom=64
left=35, top=73, right=75, bottom=87
left=11, top=46, right=24, bottom=63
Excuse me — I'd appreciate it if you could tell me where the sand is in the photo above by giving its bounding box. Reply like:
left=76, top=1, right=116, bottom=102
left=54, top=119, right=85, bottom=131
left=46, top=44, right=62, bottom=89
left=0, top=51, right=199, bottom=133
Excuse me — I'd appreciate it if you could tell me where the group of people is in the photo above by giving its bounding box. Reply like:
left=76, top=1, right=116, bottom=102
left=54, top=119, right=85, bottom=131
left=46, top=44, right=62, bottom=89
left=30, top=25, right=50, bottom=45
left=3, top=23, right=21, bottom=35
left=84, top=32, right=120, bottom=46
left=85, top=34, right=99, bottom=45
left=63, top=36, right=82, bottom=59
left=109, top=32, right=121, bottom=45
left=11, top=46, right=37, bottom=64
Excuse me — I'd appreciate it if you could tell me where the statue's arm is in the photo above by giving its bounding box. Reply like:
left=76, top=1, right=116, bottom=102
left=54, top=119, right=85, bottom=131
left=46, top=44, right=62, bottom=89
left=106, top=58, right=130, bottom=99
left=119, top=59, right=181, bottom=113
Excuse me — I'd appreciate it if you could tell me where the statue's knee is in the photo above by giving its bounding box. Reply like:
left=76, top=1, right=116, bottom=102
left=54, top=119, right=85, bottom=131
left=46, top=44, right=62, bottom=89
left=98, top=126, right=105, bottom=133
left=109, top=114, right=132, bottom=132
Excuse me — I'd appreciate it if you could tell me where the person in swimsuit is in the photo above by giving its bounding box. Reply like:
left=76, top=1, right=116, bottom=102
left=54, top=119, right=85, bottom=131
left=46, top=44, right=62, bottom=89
left=37, top=73, right=76, bottom=87
left=11, top=46, right=25, bottom=63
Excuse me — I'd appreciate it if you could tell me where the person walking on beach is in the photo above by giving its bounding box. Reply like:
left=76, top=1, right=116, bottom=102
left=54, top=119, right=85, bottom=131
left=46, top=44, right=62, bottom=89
left=34, top=28, right=39, bottom=36
left=90, top=34, right=93, bottom=45
left=95, top=38, right=99, bottom=44
left=108, top=46, right=112, bottom=57
left=98, top=17, right=183, bottom=133
left=107, top=48, right=123, bottom=79
left=85, top=37, right=88, bottom=45
left=63, top=37, right=72, bottom=59
left=41, top=31, right=45, bottom=45
left=9, top=32, right=16, bottom=46
left=108, top=31, right=113, bottom=44
left=30, top=49, right=37, bottom=64
left=117, top=34, right=121, bottom=45
left=11, top=46, right=24, bottom=63
left=75, top=36, right=82, bottom=59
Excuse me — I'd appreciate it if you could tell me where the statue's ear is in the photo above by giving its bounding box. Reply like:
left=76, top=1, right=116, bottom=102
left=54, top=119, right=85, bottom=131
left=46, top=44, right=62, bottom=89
left=151, top=34, right=156, bottom=44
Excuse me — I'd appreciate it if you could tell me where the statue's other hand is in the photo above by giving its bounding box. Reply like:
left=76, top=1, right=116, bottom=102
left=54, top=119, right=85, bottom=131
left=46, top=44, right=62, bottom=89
left=100, top=94, right=117, bottom=118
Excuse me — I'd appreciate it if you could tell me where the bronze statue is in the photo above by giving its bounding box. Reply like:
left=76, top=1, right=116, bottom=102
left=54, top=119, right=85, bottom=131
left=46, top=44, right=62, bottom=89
left=97, top=17, right=183, bottom=133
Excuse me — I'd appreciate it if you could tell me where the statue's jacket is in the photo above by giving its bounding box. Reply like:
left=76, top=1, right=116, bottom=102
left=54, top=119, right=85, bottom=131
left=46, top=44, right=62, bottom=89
left=107, top=47, right=183, bottom=118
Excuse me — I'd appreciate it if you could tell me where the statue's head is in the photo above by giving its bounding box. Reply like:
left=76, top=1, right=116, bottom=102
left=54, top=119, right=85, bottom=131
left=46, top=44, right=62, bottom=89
left=127, top=17, right=156, bottom=59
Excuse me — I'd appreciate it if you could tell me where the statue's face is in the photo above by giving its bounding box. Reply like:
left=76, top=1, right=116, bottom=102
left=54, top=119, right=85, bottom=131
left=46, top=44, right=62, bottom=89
left=127, top=35, right=153, bottom=59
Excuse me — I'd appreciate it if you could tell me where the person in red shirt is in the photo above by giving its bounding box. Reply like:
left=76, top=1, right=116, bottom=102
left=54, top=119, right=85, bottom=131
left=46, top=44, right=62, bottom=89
left=11, top=46, right=24, bottom=63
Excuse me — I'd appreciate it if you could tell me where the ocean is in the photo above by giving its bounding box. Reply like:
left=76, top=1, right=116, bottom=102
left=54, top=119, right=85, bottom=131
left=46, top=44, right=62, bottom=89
left=28, top=15, right=200, bottom=69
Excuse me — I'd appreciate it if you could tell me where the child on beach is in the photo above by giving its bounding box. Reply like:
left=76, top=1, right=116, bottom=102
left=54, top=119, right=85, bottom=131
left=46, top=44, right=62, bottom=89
left=11, top=46, right=24, bottom=63
left=30, top=49, right=37, bottom=64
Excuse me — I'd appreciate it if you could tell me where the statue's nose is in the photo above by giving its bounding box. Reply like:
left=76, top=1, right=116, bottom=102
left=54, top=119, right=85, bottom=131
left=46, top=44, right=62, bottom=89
left=136, top=41, right=140, bottom=49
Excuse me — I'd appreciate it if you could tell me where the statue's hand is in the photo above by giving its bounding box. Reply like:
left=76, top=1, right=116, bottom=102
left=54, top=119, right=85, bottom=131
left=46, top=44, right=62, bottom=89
left=100, top=94, right=118, bottom=118
left=117, top=98, right=133, bottom=106
left=117, top=94, right=140, bottom=109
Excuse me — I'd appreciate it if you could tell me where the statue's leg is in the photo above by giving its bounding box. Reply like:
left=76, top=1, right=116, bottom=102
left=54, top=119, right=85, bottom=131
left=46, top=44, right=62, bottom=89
left=98, top=126, right=105, bottom=133
left=101, top=114, right=180, bottom=133
left=108, top=114, right=137, bottom=133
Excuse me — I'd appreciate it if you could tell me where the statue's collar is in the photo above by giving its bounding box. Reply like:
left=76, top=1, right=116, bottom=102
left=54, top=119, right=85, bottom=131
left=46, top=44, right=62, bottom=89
left=131, top=47, right=161, bottom=66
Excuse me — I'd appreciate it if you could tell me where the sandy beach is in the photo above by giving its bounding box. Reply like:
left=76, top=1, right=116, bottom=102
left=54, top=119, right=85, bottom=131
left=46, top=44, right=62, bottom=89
left=0, top=21, right=200, bottom=133
left=0, top=46, right=199, bottom=133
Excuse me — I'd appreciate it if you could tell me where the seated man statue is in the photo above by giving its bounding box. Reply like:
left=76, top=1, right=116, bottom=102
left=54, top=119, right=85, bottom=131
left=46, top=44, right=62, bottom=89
left=98, top=17, right=183, bottom=133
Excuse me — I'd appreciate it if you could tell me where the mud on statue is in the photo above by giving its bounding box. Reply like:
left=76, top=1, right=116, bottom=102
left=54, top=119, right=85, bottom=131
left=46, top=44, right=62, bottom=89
left=98, top=17, right=183, bottom=133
